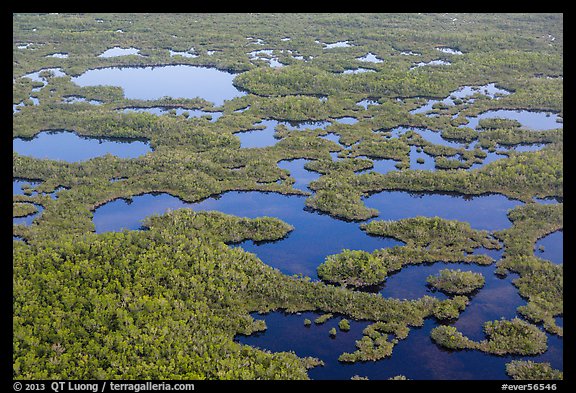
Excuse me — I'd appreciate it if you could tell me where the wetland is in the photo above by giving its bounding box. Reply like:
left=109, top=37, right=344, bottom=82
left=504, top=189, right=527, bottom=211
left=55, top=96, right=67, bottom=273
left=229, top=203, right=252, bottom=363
left=13, top=13, right=563, bottom=381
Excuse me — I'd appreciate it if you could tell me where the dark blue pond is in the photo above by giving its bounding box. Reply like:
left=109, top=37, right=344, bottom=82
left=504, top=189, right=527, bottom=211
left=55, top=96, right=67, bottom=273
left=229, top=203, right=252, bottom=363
left=72, top=65, right=245, bottom=106
left=13, top=130, right=152, bottom=162
left=534, top=231, right=563, bottom=264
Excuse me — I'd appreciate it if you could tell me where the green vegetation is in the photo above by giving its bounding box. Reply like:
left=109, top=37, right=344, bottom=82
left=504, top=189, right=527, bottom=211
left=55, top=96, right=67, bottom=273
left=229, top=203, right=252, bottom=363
left=431, top=318, right=548, bottom=355
left=426, top=269, right=485, bottom=295
left=317, top=249, right=388, bottom=288
left=505, top=360, right=563, bottom=380
left=314, top=313, right=333, bottom=324
left=317, top=217, right=499, bottom=288
left=494, top=203, right=563, bottom=335
left=338, top=319, right=350, bottom=332
left=338, top=329, right=395, bottom=362
left=432, top=296, right=470, bottom=320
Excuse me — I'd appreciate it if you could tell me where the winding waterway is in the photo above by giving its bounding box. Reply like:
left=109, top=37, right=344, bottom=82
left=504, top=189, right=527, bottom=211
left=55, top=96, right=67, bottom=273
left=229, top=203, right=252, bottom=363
left=13, top=63, right=563, bottom=380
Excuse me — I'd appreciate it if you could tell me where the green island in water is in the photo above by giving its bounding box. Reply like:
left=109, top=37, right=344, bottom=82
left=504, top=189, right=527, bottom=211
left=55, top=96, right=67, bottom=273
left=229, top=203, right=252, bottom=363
left=13, top=13, right=562, bottom=381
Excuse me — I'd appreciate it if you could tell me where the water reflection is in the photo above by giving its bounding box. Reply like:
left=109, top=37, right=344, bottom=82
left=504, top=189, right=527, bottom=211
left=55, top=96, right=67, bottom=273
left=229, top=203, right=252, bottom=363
left=534, top=231, right=563, bottom=264
left=277, top=159, right=320, bottom=192
left=13, top=130, right=152, bottom=162
left=72, top=65, right=245, bottom=106
left=363, top=191, right=522, bottom=231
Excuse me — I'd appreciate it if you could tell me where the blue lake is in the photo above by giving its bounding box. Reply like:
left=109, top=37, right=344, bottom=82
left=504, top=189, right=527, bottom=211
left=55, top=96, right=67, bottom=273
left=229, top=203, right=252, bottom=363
left=71, top=65, right=246, bottom=106
left=13, top=130, right=152, bottom=162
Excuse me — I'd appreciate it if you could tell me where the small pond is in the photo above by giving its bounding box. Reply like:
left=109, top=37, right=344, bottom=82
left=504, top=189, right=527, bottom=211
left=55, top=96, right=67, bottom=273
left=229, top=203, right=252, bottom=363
left=357, top=99, right=380, bottom=109
left=363, top=191, right=522, bottom=231
left=463, top=109, right=562, bottom=131
left=235, top=120, right=281, bottom=148
left=13, top=179, right=65, bottom=200
left=409, top=146, right=435, bottom=170
left=169, top=49, right=198, bottom=58
left=534, top=231, right=563, bottom=264
left=436, top=46, right=463, bottom=55
left=357, top=52, right=383, bottom=63
left=236, top=305, right=561, bottom=380
left=322, top=40, right=353, bottom=49
left=71, top=64, right=246, bottom=106
left=13, top=130, right=152, bottom=162
left=342, top=68, right=375, bottom=74
left=98, top=46, right=141, bottom=58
